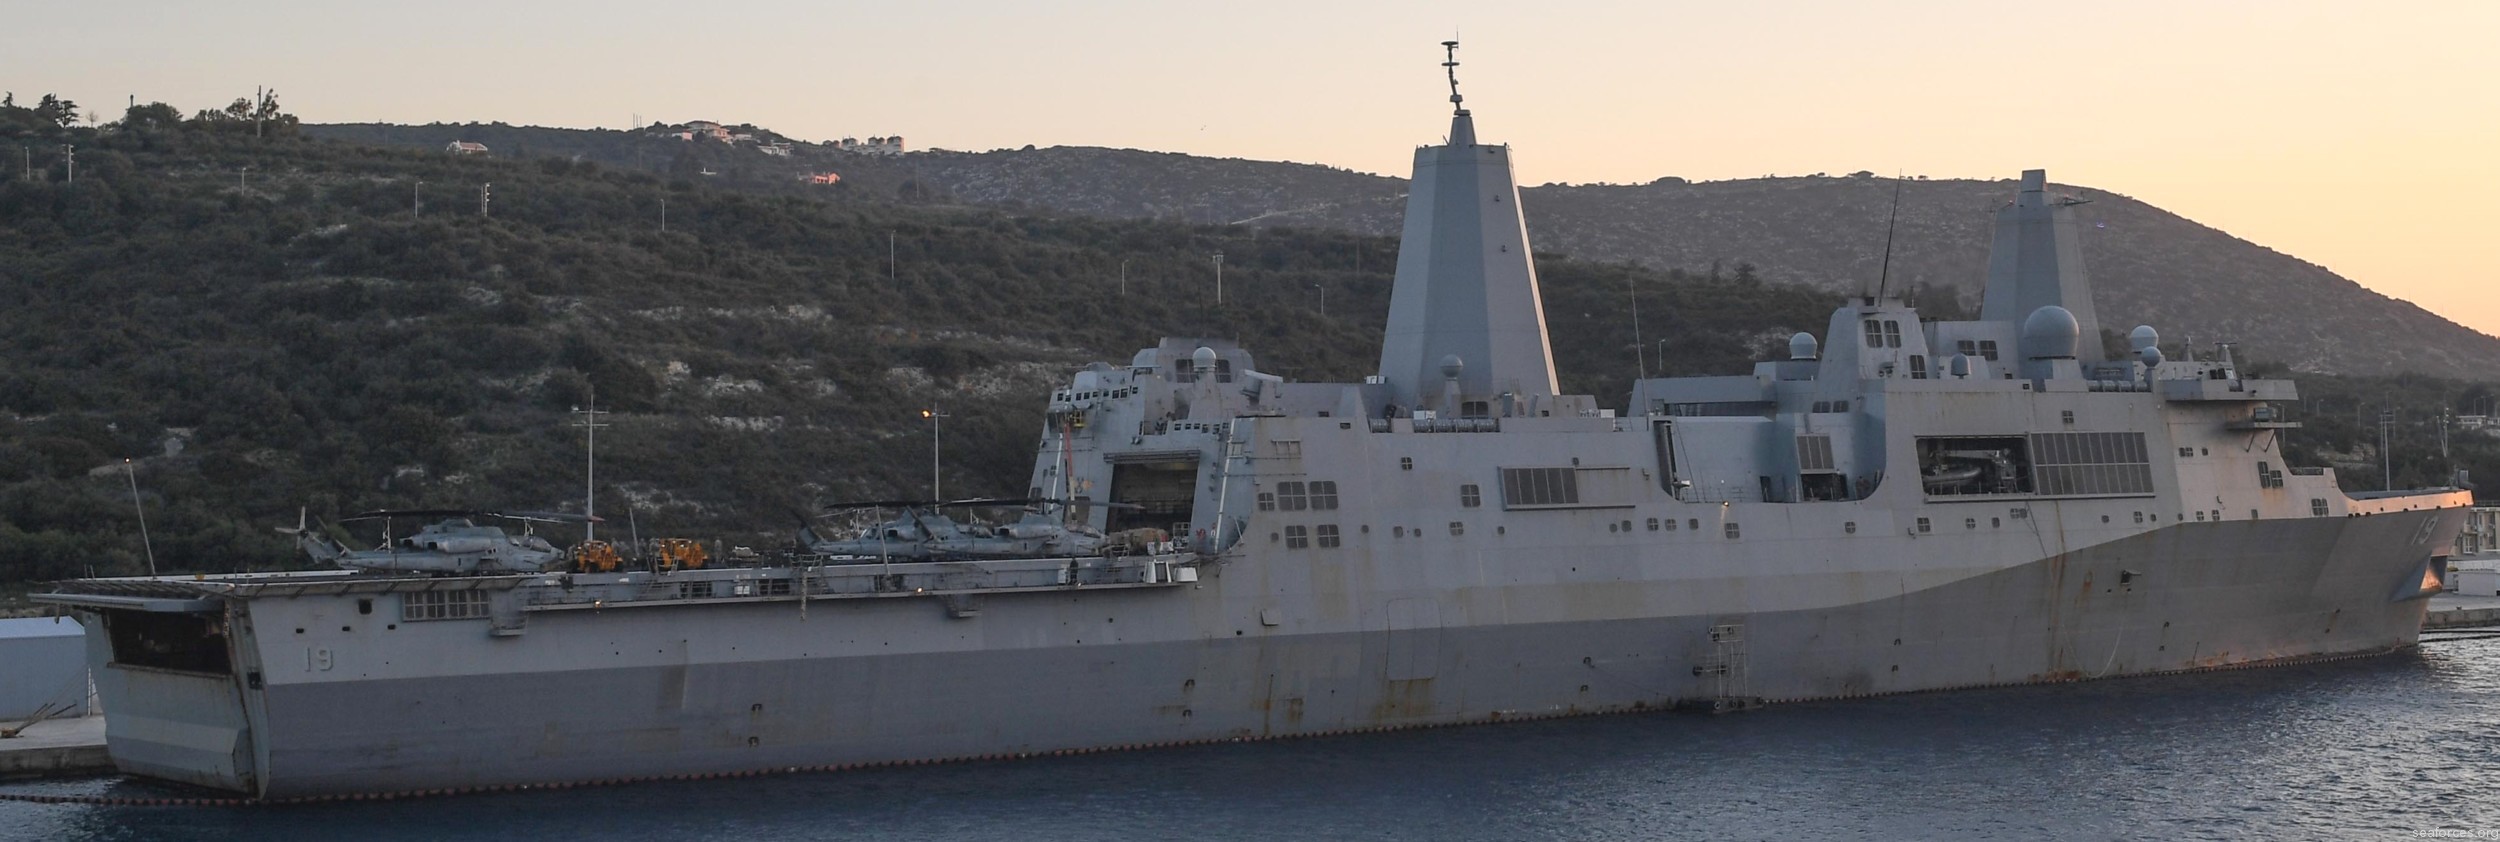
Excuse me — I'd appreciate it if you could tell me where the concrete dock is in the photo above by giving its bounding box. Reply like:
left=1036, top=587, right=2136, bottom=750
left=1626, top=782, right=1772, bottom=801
left=2426, top=594, right=2500, bottom=629
left=0, top=716, right=109, bottom=779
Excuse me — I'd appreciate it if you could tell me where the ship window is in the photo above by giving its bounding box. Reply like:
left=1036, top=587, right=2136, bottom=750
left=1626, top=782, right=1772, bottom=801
left=1845, top=521, right=1857, bottom=534
left=2312, top=498, right=2328, bottom=516
left=1393, top=526, right=1405, bottom=538
left=762, top=579, right=792, bottom=596
left=2212, top=509, right=2221, bottom=522
left=1276, top=482, right=1308, bottom=511
left=1688, top=518, right=1700, bottom=531
left=1461, top=400, right=1491, bottom=419
left=2196, top=511, right=2207, bottom=522
left=1450, top=521, right=1464, bottom=536
left=1864, top=319, right=1883, bottom=348
left=1214, top=359, right=1233, bottom=383
left=1991, top=517, right=2001, bottom=528
left=1284, top=525, right=1309, bottom=549
left=1460, top=484, right=1482, bottom=508
left=1309, top=481, right=1339, bottom=510
left=1172, top=362, right=1194, bottom=383
left=1724, top=523, right=1740, bottom=539
left=1316, top=524, right=1341, bottom=548
left=1647, top=518, right=1660, bottom=531
left=403, top=590, right=490, bottom=622
left=1271, top=440, right=1303, bottom=458
left=1401, top=457, right=1414, bottom=471
left=1908, top=355, right=1928, bottom=379
left=1833, top=400, right=1848, bottom=412
left=2133, top=512, right=2144, bottom=524
left=1884, top=320, right=1903, bottom=348
left=2180, top=447, right=2195, bottom=458
left=1916, top=517, right=1932, bottom=533
left=2010, top=507, right=2028, bottom=519
left=1256, top=492, right=1276, bottom=511
left=1965, top=518, right=1977, bottom=530
left=2061, top=410, right=2075, bottom=425
left=1957, top=340, right=1977, bottom=357
left=1978, top=340, right=1999, bottom=361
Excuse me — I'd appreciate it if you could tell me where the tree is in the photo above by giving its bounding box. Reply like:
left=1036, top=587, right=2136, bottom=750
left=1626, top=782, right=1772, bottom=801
left=34, top=94, right=77, bottom=127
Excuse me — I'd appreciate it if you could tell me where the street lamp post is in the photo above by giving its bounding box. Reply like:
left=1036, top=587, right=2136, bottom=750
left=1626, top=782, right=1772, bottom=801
left=1312, top=283, right=1327, bottom=318
left=922, top=407, right=950, bottom=500
left=1212, top=251, right=1224, bottom=305
left=1119, top=258, right=1129, bottom=296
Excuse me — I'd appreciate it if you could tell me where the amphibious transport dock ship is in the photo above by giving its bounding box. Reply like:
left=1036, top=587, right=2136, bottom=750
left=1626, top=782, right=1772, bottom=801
left=39, top=50, right=2472, bottom=799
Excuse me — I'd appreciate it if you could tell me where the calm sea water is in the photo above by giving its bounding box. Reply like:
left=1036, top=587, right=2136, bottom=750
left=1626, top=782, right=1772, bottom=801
left=11, top=637, right=2500, bottom=841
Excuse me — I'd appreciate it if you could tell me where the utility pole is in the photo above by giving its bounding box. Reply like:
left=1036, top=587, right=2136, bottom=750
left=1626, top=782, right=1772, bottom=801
left=413, top=180, right=422, bottom=217
left=479, top=182, right=491, bottom=218
left=921, top=407, right=949, bottom=500
left=60, top=145, right=74, bottom=184
left=238, top=166, right=250, bottom=191
left=1119, top=258, right=1129, bottom=296
left=1629, top=273, right=1648, bottom=382
left=23, top=146, right=31, bottom=181
left=888, top=232, right=897, bottom=282
left=2381, top=406, right=2396, bottom=491
left=1312, top=283, right=1327, bottom=318
left=576, top=397, right=610, bottom=541
left=1213, top=251, right=1225, bottom=305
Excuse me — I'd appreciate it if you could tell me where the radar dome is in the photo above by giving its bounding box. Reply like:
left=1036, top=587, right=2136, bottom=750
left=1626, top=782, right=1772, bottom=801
left=2128, top=325, right=2160, bottom=352
left=1788, top=332, right=1819, bottom=361
left=1440, top=355, right=1465, bottom=380
left=2137, top=345, right=2165, bottom=368
left=1949, top=353, right=1972, bottom=378
left=2020, top=305, right=2081, bottom=360
left=1191, top=346, right=1218, bottom=372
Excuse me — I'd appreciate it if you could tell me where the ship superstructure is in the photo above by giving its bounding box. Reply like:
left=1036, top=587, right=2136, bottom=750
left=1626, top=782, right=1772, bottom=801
left=36, top=47, right=2471, bottom=799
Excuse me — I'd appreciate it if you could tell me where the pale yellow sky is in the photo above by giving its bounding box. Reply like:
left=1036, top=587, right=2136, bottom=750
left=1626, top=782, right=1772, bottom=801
left=15, top=1, right=2496, bottom=336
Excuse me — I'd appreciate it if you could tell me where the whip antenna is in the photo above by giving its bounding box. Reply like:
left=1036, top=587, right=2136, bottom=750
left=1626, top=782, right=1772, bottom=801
left=1874, top=172, right=1905, bottom=300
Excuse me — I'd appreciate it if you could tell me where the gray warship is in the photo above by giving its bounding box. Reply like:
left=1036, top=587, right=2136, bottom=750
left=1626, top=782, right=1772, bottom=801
left=38, top=49, right=2473, bottom=799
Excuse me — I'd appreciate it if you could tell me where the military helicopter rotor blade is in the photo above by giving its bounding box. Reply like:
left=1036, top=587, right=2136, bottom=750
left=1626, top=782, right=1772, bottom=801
left=497, top=511, right=603, bottom=524
left=342, top=508, right=494, bottom=523
left=820, top=499, right=944, bottom=512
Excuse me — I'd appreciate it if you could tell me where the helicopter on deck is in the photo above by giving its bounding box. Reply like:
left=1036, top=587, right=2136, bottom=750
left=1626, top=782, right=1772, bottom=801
left=279, top=508, right=602, bottom=574
left=798, top=498, right=1161, bottom=561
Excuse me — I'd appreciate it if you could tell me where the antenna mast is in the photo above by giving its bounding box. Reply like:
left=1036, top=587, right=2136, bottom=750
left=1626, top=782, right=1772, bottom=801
left=1442, top=40, right=1466, bottom=114
left=1873, top=173, right=1905, bottom=299
left=124, top=459, right=157, bottom=576
left=577, top=396, right=610, bottom=540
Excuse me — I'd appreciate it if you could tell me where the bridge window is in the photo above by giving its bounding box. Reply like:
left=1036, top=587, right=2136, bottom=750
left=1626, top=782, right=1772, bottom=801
left=1978, top=340, right=1999, bottom=361
left=1450, top=521, right=1465, bottom=536
left=1724, top=523, right=1741, bottom=540
left=1309, top=481, right=1339, bottom=510
left=1256, top=492, right=1276, bottom=511
left=2312, top=498, right=2328, bottom=516
left=1916, top=517, right=1932, bottom=533
left=1460, top=484, right=1481, bottom=508
left=1284, top=525, right=1309, bottom=549
left=1883, top=321, right=1903, bottom=348
left=1864, top=319, right=1884, bottom=348
left=1316, top=524, right=1340, bottom=548
left=1276, top=482, right=1308, bottom=511
left=1647, top=518, right=1660, bottom=531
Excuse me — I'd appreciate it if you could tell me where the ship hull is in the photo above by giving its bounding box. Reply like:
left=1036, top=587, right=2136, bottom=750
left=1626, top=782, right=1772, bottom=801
left=100, top=506, right=2450, bottom=799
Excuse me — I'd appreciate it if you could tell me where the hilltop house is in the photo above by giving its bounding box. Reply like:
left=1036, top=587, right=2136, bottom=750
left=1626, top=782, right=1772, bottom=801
left=445, top=141, right=488, bottom=155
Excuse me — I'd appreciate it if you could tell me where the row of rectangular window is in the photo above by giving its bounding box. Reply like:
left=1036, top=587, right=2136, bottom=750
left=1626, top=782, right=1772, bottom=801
left=1257, top=481, right=1340, bottom=512
left=403, top=590, right=490, bottom=621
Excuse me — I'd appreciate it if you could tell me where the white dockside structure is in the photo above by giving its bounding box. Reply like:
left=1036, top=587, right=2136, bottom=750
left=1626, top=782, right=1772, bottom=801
left=38, top=48, right=2472, bottom=799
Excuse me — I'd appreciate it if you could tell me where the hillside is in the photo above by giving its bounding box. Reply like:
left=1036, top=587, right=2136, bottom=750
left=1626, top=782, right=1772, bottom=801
left=887, top=147, right=2500, bottom=380
left=0, top=102, right=1842, bottom=586
left=309, top=124, right=2500, bottom=380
